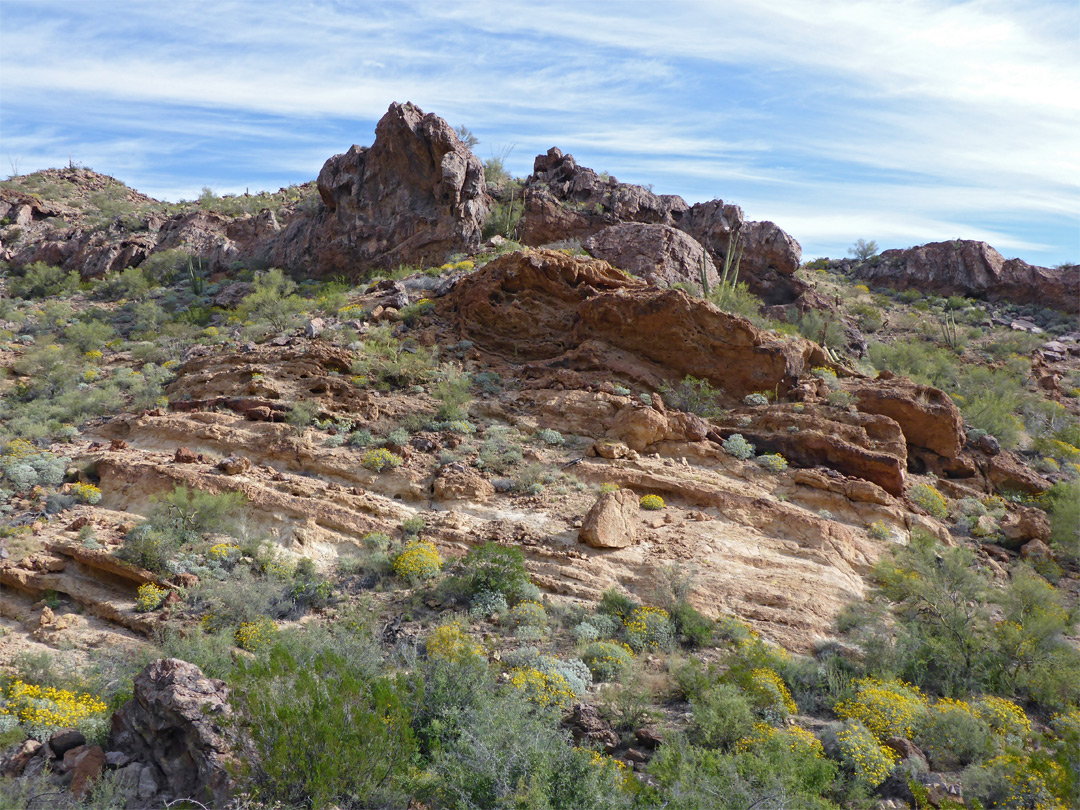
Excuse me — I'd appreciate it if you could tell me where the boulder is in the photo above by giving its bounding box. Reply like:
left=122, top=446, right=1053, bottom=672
left=48, top=728, right=87, bottom=757
left=847, top=373, right=964, bottom=460
left=271, top=102, right=487, bottom=275
left=216, top=455, right=252, bottom=475
left=433, top=463, right=495, bottom=502
left=839, top=240, right=1079, bottom=314
left=1000, top=506, right=1051, bottom=545
left=583, top=222, right=718, bottom=289
left=109, top=658, right=239, bottom=805
left=1, top=738, right=42, bottom=777
left=67, top=745, right=106, bottom=797
left=563, top=703, right=620, bottom=752
left=579, top=488, right=639, bottom=548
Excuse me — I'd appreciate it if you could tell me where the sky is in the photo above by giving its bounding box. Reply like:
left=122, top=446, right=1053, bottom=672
left=1, top=0, right=1078, bottom=266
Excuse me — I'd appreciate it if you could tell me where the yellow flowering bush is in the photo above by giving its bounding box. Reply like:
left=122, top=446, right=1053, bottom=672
left=1, top=680, right=108, bottom=743
left=426, top=620, right=482, bottom=662
left=453, top=260, right=475, bottom=271
left=835, top=719, right=898, bottom=788
left=207, top=542, right=241, bottom=567
left=84, top=349, right=103, bottom=361
left=639, top=494, right=665, bottom=510
left=392, top=540, right=442, bottom=582
left=835, top=677, right=926, bottom=741
left=966, top=752, right=1070, bottom=810
left=83, top=368, right=100, bottom=383
left=70, top=481, right=102, bottom=504
left=582, top=641, right=634, bottom=683
left=362, top=447, right=403, bottom=472
left=974, top=695, right=1031, bottom=742
left=135, top=582, right=169, bottom=612
left=756, top=453, right=788, bottom=473
left=338, top=303, right=365, bottom=317
left=747, top=668, right=797, bottom=718
left=599, top=483, right=619, bottom=494
left=867, top=520, right=891, bottom=540
left=737, top=722, right=825, bottom=758
left=623, top=606, right=674, bottom=652
left=908, top=483, right=949, bottom=519
left=508, top=600, right=548, bottom=630
left=916, top=697, right=994, bottom=768
left=508, top=667, right=575, bottom=709
left=235, top=618, right=278, bottom=652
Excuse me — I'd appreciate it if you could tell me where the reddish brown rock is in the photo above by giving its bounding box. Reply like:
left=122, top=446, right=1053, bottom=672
left=433, top=463, right=495, bottom=502
left=583, top=222, right=718, bottom=289
left=1, top=739, right=42, bottom=777
left=173, top=447, right=202, bottom=464
left=67, top=745, right=106, bottom=797
left=520, top=147, right=805, bottom=304
left=987, top=451, right=1051, bottom=495
left=1001, top=506, right=1051, bottom=545
left=847, top=373, right=963, bottom=460
left=564, top=703, right=620, bottom=752
left=713, top=404, right=908, bottom=496
left=449, top=250, right=826, bottom=401
left=840, top=240, right=1079, bottom=314
left=579, top=488, right=640, bottom=548
left=270, top=101, right=487, bottom=275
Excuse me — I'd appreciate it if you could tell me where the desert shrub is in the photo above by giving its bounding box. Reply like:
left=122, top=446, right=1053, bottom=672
left=658, top=375, right=724, bottom=418
left=722, top=433, right=755, bottom=460
left=1045, top=479, right=1080, bottom=561
left=231, top=640, right=414, bottom=809
left=468, top=589, right=508, bottom=619
left=70, top=481, right=102, bottom=504
left=432, top=366, right=472, bottom=421
left=973, top=695, right=1031, bottom=744
left=351, top=324, right=436, bottom=389
left=756, top=453, right=788, bottom=473
left=742, top=392, right=769, bottom=407
left=426, top=620, right=483, bottom=663
left=237, top=267, right=308, bottom=331
left=0, top=679, right=109, bottom=745
left=392, top=541, right=441, bottom=583
left=798, top=309, right=846, bottom=349
left=134, top=583, right=168, bottom=612
left=362, top=447, right=403, bottom=472
left=582, top=641, right=634, bottom=683
left=691, top=682, right=756, bottom=749
left=867, top=520, right=891, bottom=540
left=235, top=618, right=279, bottom=652
left=743, top=668, right=797, bottom=722
left=572, top=622, right=600, bottom=643
left=456, top=542, right=531, bottom=603
left=835, top=677, right=927, bottom=740
left=64, top=318, right=115, bottom=353
left=829, top=719, right=898, bottom=789
left=429, top=686, right=631, bottom=810
left=963, top=751, right=1071, bottom=810
left=7, top=262, right=80, bottom=298
left=508, top=600, right=548, bottom=631
left=708, top=281, right=763, bottom=319
left=915, top=697, right=994, bottom=770
left=908, top=482, right=948, bottom=519
left=670, top=601, right=714, bottom=649
left=598, top=588, right=640, bottom=624
left=507, top=667, right=576, bottom=710
left=639, top=494, right=665, bottom=510
left=623, top=606, right=674, bottom=652
left=535, top=427, right=565, bottom=446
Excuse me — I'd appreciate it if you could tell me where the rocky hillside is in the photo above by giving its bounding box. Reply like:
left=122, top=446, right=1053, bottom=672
left=0, top=103, right=1077, bottom=810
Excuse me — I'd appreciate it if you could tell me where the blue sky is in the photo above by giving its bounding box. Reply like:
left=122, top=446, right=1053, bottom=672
left=1, top=0, right=1077, bottom=266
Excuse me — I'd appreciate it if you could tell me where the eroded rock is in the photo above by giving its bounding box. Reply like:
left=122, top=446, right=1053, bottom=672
left=579, top=488, right=639, bottom=548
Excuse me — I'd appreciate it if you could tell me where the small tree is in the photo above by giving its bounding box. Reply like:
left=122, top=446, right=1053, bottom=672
left=848, top=239, right=879, bottom=261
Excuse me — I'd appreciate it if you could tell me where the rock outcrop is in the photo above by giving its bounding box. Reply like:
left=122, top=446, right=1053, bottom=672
left=521, top=147, right=805, bottom=304
left=270, top=102, right=488, bottom=275
left=839, top=240, right=1079, bottom=314
left=447, top=249, right=825, bottom=399
left=584, top=223, right=717, bottom=289
left=109, top=658, right=239, bottom=806
left=846, top=373, right=965, bottom=462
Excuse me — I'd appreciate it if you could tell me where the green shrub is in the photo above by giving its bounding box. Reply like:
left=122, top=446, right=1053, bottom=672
left=915, top=697, right=994, bottom=769
left=237, top=267, right=309, bottom=331
left=908, top=483, right=948, bottom=519
left=432, top=367, right=471, bottom=421
left=508, top=600, right=548, bottom=630
left=640, top=494, right=665, bottom=510
left=456, top=542, right=532, bottom=603
left=692, top=683, right=756, bottom=749
left=8, top=262, right=80, bottom=298
left=232, top=641, right=414, bottom=809
left=582, top=641, right=634, bottom=683
left=658, top=375, right=724, bottom=418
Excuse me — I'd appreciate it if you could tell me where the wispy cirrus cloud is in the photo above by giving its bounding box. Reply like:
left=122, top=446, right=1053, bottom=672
left=1, top=0, right=1076, bottom=264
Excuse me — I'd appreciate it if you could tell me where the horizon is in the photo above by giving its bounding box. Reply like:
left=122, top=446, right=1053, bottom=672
left=1, top=0, right=1078, bottom=266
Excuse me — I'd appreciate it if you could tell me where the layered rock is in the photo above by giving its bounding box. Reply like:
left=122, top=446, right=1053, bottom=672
left=845, top=373, right=965, bottom=462
left=839, top=240, right=1079, bottom=314
left=522, top=147, right=805, bottom=303
left=270, top=102, right=488, bottom=275
left=447, top=249, right=825, bottom=399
